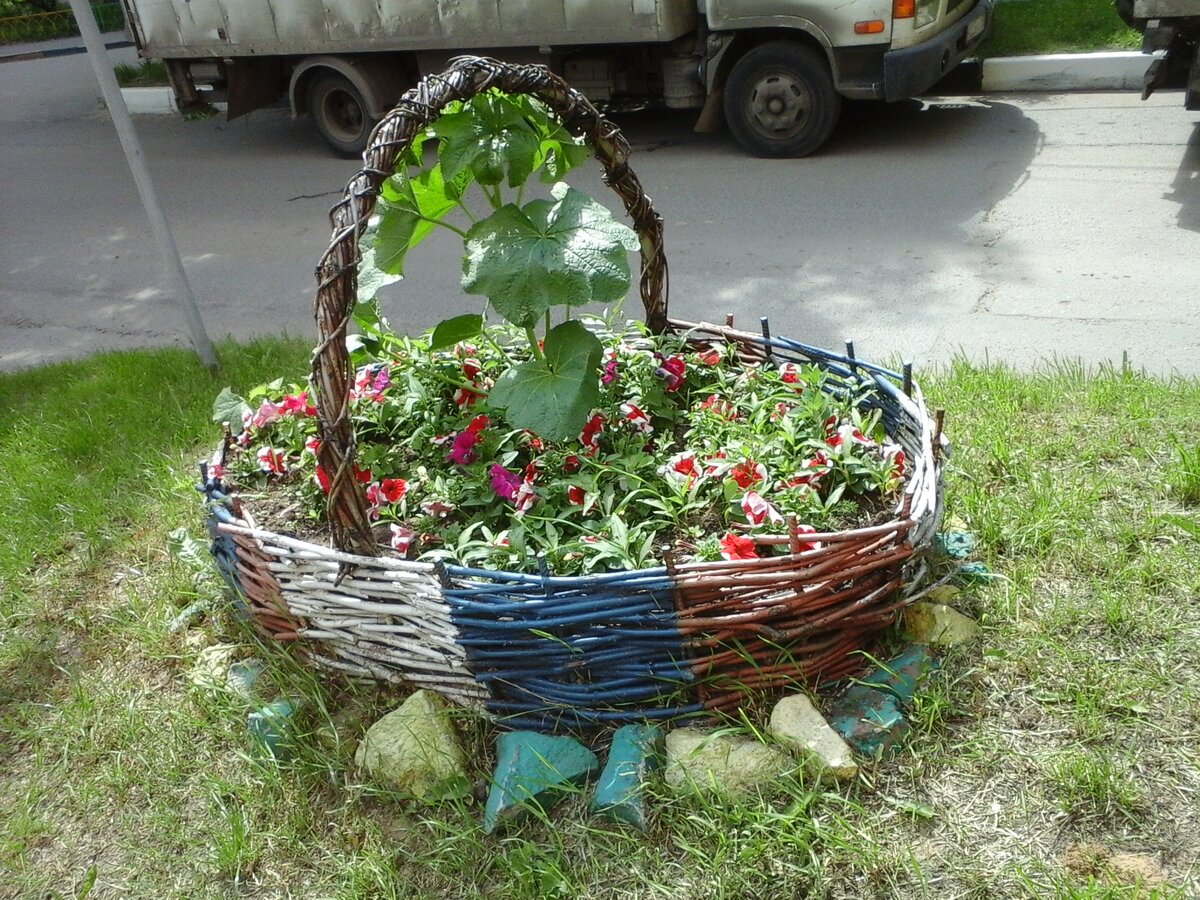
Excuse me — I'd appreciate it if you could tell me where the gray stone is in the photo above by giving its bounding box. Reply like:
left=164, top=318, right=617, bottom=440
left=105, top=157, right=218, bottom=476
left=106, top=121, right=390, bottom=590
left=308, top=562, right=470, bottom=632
left=354, top=690, right=470, bottom=802
left=768, top=694, right=858, bottom=781
left=664, top=727, right=793, bottom=798
left=902, top=602, right=982, bottom=647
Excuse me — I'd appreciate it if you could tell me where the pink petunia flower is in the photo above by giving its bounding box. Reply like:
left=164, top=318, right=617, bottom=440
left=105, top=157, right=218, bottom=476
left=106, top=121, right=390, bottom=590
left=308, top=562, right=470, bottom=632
left=280, top=391, right=317, bottom=417
left=601, top=353, right=619, bottom=386
left=354, top=365, right=390, bottom=402
left=389, top=524, right=416, bottom=554
left=620, top=402, right=653, bottom=435
left=252, top=400, right=284, bottom=430
left=719, top=533, right=759, bottom=561
left=741, top=491, right=783, bottom=526
left=256, top=447, right=286, bottom=475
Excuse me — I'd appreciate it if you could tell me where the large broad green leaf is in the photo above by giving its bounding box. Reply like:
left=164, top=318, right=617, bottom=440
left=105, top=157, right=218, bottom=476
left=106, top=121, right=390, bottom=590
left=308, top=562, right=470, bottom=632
left=461, top=183, right=639, bottom=328
left=213, top=387, right=250, bottom=433
left=357, top=216, right=403, bottom=303
left=509, top=95, right=590, bottom=182
left=429, top=313, right=483, bottom=350
left=487, top=320, right=603, bottom=440
left=432, top=92, right=543, bottom=188
left=374, top=165, right=460, bottom=276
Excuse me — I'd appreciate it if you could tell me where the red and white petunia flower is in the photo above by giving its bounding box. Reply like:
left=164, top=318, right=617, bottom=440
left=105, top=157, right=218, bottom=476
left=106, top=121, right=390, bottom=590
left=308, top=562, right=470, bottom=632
left=420, top=499, right=455, bottom=518
left=883, top=442, right=906, bottom=479
left=579, top=413, right=604, bottom=455
left=655, top=355, right=686, bottom=392
left=697, top=347, right=722, bottom=366
left=779, top=451, right=831, bottom=490
left=304, top=435, right=321, bottom=455
left=354, top=365, right=390, bottom=402
left=620, top=402, right=653, bottom=435
left=367, top=478, right=408, bottom=511
left=719, top=533, right=759, bottom=561
left=729, top=458, right=767, bottom=490
left=778, top=363, right=803, bottom=385
left=280, top=391, right=317, bottom=417
left=256, top=446, right=286, bottom=475
left=697, top=394, right=736, bottom=420
left=828, top=423, right=876, bottom=452
left=740, top=490, right=783, bottom=526
left=567, top=485, right=586, bottom=506
left=389, top=524, right=416, bottom=554
left=791, top=523, right=822, bottom=553
left=661, top=450, right=701, bottom=490
left=514, top=464, right=538, bottom=517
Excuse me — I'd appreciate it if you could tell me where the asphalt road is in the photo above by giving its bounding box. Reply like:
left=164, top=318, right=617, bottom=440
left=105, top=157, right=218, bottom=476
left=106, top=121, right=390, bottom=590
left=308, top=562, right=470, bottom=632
left=2, top=46, right=1199, bottom=375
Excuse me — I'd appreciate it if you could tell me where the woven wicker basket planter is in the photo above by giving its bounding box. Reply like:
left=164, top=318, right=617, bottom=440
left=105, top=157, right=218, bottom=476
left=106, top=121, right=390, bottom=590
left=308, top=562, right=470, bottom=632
left=202, top=57, right=946, bottom=732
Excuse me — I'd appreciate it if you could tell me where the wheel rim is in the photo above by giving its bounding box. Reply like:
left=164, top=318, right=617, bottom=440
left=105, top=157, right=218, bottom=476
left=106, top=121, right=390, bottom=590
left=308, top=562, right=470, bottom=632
left=319, top=85, right=365, bottom=145
left=747, top=70, right=811, bottom=140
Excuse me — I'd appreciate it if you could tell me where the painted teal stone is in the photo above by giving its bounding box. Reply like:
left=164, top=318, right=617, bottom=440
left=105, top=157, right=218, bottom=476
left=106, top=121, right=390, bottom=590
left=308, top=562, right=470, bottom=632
left=957, top=561, right=995, bottom=584
left=227, top=658, right=265, bottom=698
left=827, top=686, right=910, bottom=758
left=590, top=723, right=662, bottom=830
left=858, top=645, right=941, bottom=704
left=248, top=698, right=298, bottom=761
left=935, top=530, right=977, bottom=559
left=483, top=732, right=600, bottom=834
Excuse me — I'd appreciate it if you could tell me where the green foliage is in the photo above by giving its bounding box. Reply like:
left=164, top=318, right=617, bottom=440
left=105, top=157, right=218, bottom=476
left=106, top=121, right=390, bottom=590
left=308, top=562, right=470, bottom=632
left=462, top=183, right=639, bottom=328
left=487, top=320, right=603, bottom=440
left=362, top=89, right=626, bottom=438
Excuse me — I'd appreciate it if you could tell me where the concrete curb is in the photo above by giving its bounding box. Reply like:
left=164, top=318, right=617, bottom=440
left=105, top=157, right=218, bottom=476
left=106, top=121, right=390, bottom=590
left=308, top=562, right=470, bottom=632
left=120, top=85, right=176, bottom=114
left=981, top=51, right=1153, bottom=92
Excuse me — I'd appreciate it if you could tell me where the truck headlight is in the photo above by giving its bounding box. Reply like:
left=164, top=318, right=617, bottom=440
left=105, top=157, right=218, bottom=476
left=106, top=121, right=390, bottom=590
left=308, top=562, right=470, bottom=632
left=915, top=0, right=938, bottom=28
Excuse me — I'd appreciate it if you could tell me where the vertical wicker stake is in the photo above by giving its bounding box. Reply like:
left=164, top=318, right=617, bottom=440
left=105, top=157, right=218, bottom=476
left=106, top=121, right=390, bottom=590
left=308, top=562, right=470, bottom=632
left=760, top=317, right=774, bottom=363
left=725, top=312, right=735, bottom=328
left=903, top=362, right=913, bottom=397
left=933, top=409, right=946, bottom=460
left=786, top=514, right=803, bottom=556
left=845, top=340, right=856, bottom=375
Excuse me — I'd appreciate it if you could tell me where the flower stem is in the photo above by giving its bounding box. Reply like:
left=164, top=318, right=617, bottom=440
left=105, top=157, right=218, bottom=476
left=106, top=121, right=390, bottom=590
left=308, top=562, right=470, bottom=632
left=525, top=326, right=545, bottom=363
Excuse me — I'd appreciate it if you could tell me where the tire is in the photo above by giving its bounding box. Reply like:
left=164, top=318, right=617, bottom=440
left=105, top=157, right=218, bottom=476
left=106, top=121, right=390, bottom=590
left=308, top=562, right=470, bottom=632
left=723, top=41, right=842, bottom=159
left=307, top=72, right=373, bottom=158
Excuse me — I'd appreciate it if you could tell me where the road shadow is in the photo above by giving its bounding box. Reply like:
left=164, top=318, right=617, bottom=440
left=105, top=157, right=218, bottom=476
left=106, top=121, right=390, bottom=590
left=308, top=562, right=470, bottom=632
left=1167, top=121, right=1200, bottom=233
left=589, top=97, right=1042, bottom=363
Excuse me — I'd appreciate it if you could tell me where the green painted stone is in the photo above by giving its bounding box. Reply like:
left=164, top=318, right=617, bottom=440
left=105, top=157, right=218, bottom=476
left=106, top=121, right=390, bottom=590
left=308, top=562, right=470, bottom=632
left=859, top=645, right=940, bottom=705
left=484, top=732, right=599, bottom=834
left=935, top=530, right=977, bottom=559
left=248, top=698, right=298, bottom=761
left=590, top=723, right=662, bottom=830
left=957, top=561, right=995, bottom=584
left=827, top=686, right=910, bottom=758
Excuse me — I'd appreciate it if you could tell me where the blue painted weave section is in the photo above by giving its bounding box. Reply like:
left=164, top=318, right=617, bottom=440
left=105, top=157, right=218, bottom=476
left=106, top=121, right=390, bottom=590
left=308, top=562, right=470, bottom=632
left=198, top=466, right=249, bottom=615
left=443, top=564, right=702, bottom=730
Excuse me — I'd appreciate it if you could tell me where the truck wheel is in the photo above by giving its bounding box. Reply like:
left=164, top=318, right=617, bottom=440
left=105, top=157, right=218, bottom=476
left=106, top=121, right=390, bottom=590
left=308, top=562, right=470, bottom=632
left=723, top=41, right=841, bottom=158
left=308, top=72, right=372, bottom=158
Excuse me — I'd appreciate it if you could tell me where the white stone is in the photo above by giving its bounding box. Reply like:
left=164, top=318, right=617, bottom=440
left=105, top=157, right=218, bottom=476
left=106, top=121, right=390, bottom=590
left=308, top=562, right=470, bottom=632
left=355, top=690, right=470, bottom=801
left=664, top=727, right=793, bottom=798
left=768, top=694, right=858, bottom=781
left=902, top=602, right=982, bottom=647
left=120, top=87, right=177, bottom=115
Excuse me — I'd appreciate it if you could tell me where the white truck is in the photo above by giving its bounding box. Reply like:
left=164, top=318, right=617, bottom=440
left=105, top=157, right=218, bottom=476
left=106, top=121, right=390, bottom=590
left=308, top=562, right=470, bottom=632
left=118, top=0, right=993, bottom=157
left=1118, top=0, right=1200, bottom=108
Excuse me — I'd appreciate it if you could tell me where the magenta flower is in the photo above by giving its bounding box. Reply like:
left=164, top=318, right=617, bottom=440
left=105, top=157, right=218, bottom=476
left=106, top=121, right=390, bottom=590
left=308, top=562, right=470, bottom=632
left=490, top=464, right=522, bottom=501
left=447, top=430, right=480, bottom=465
left=354, top=365, right=390, bottom=402
left=280, top=391, right=317, bottom=417
left=654, top=355, right=686, bottom=392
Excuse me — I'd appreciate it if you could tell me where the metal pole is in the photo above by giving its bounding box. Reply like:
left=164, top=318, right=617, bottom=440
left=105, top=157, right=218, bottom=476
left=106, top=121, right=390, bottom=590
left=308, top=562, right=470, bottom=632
left=66, top=0, right=218, bottom=371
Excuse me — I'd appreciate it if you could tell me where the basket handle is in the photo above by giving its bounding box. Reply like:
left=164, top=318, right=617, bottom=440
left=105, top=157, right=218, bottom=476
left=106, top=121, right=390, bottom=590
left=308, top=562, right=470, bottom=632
left=311, top=56, right=669, bottom=555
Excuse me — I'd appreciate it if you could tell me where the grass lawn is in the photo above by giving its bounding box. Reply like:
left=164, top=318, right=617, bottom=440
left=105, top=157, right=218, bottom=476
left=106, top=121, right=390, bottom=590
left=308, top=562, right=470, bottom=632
left=979, top=0, right=1142, bottom=58
left=1, top=342, right=1198, bottom=898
